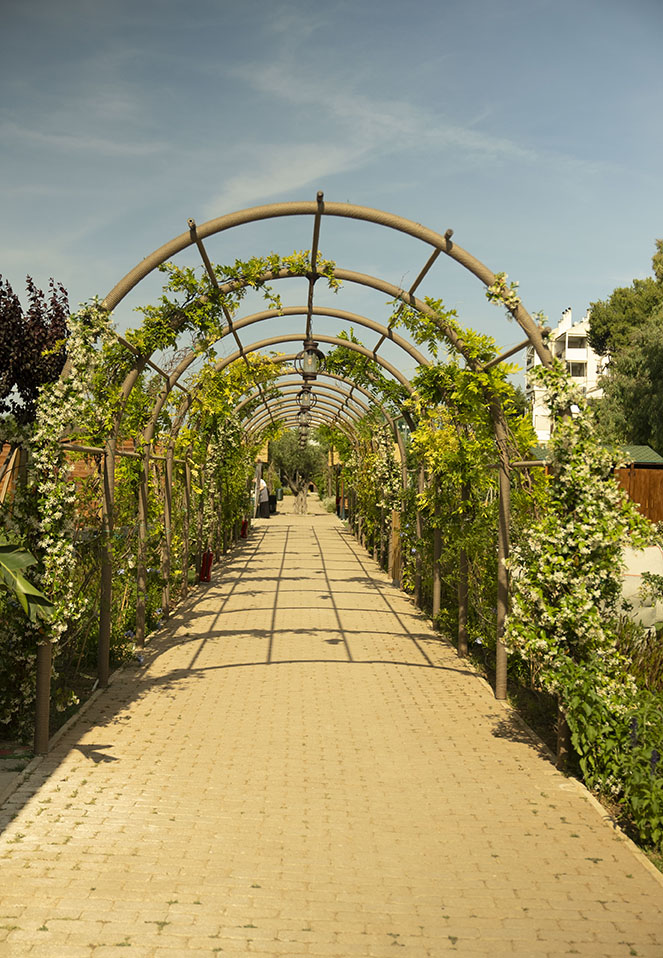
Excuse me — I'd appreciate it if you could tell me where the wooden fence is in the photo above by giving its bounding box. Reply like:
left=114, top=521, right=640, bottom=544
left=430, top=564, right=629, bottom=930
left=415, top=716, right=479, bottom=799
left=615, top=465, right=663, bottom=523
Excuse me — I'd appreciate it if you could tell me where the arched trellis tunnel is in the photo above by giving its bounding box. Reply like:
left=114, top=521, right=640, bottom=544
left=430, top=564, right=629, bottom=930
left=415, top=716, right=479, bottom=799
left=20, top=194, right=556, bottom=753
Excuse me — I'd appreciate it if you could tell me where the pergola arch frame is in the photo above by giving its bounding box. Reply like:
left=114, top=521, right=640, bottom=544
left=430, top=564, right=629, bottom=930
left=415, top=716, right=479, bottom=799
left=91, top=197, right=554, bottom=705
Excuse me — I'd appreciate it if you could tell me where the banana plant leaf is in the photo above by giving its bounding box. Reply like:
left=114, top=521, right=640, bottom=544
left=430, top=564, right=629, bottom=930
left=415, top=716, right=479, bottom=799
left=0, top=534, right=54, bottom=622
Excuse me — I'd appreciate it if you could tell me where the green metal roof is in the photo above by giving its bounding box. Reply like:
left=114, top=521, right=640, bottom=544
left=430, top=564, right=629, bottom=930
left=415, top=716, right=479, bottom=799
left=529, top=443, right=663, bottom=465
left=620, top=445, right=663, bottom=464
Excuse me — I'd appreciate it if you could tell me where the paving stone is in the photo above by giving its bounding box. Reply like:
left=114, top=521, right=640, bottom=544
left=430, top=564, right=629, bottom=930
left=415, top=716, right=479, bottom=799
left=0, top=497, right=662, bottom=956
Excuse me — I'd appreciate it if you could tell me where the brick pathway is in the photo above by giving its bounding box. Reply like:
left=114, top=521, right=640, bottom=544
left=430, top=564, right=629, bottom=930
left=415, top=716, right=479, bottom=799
left=1, top=497, right=662, bottom=957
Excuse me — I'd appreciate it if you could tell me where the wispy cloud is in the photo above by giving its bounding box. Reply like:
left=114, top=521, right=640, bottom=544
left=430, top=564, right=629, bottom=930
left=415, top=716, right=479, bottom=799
left=207, top=141, right=370, bottom=214
left=2, top=119, right=167, bottom=158
left=205, top=57, right=541, bottom=214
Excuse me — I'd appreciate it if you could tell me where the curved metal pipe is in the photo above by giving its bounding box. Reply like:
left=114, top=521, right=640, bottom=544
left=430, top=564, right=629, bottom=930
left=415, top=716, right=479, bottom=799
left=101, top=198, right=550, bottom=368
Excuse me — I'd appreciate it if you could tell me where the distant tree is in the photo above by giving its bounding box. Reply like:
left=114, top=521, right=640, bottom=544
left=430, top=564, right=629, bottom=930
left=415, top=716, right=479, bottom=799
left=589, top=241, right=663, bottom=454
left=0, top=276, right=69, bottom=425
left=588, top=240, right=663, bottom=357
left=268, top=430, right=327, bottom=514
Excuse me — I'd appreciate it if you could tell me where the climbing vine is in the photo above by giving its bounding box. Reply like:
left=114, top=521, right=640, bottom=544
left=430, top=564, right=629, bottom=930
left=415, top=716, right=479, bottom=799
left=505, top=361, right=662, bottom=846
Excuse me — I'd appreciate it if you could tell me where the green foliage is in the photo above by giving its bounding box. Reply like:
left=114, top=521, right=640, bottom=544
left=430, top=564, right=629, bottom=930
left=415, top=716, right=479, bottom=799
left=0, top=251, right=299, bottom=738
left=505, top=361, right=662, bottom=848
left=0, top=532, right=53, bottom=622
left=588, top=241, right=663, bottom=454
left=565, top=667, right=663, bottom=846
left=407, top=352, right=538, bottom=638
left=616, top=615, right=663, bottom=694
left=593, top=313, right=663, bottom=455
left=588, top=241, right=663, bottom=357
left=269, top=430, right=327, bottom=495
left=324, top=330, right=409, bottom=415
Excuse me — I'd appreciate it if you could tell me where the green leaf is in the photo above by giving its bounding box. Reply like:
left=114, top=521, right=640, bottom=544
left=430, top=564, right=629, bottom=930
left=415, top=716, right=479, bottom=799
left=0, top=535, right=54, bottom=622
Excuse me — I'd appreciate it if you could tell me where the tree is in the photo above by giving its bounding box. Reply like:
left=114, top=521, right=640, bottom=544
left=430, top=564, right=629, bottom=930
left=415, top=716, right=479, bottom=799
left=0, top=276, right=69, bottom=424
left=589, top=241, right=663, bottom=454
left=268, top=430, right=327, bottom=514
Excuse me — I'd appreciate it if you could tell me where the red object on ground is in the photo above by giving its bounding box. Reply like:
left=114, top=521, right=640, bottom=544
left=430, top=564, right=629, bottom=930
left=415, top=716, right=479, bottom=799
left=200, top=549, right=214, bottom=582
left=240, top=519, right=248, bottom=539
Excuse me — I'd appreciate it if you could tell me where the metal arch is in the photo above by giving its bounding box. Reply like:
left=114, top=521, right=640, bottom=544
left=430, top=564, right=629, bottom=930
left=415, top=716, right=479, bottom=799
left=212, top=335, right=414, bottom=392
left=116, top=299, right=425, bottom=460
left=237, top=383, right=399, bottom=451
left=150, top=332, right=416, bottom=463
left=248, top=395, right=366, bottom=427
left=233, top=371, right=408, bottom=480
left=245, top=398, right=365, bottom=435
left=210, top=305, right=430, bottom=369
left=170, top=358, right=407, bottom=453
left=245, top=395, right=362, bottom=430
left=101, top=197, right=550, bottom=367
left=96, top=197, right=552, bottom=705
left=237, top=386, right=370, bottom=424
left=235, top=381, right=371, bottom=419
left=123, top=307, right=420, bottom=479
left=248, top=411, right=359, bottom=447
left=246, top=410, right=357, bottom=443
left=151, top=333, right=415, bottom=482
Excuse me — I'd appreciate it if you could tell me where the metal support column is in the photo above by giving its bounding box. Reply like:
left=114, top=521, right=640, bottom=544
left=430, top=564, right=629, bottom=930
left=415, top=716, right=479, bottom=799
left=135, top=450, right=149, bottom=646
left=432, top=492, right=442, bottom=619
left=98, top=442, right=114, bottom=686
left=458, top=480, right=469, bottom=657
left=495, top=448, right=510, bottom=699
left=34, top=638, right=52, bottom=755
left=181, top=457, right=191, bottom=598
left=162, top=445, right=174, bottom=617
left=414, top=466, right=424, bottom=607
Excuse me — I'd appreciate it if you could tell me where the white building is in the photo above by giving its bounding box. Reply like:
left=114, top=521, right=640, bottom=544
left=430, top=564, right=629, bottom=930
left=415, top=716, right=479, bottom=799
left=526, top=307, right=606, bottom=442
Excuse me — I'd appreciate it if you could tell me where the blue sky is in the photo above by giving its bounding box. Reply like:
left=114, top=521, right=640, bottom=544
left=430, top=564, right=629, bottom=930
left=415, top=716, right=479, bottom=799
left=1, top=0, right=662, bottom=381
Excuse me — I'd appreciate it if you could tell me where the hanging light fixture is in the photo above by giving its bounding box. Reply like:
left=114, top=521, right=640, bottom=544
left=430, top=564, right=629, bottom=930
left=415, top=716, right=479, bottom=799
left=296, top=385, right=317, bottom=410
left=298, top=408, right=312, bottom=426
left=295, top=340, right=325, bottom=382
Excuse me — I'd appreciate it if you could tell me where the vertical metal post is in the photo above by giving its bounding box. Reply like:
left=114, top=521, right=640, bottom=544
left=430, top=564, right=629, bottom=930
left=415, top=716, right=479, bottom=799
left=388, top=510, right=394, bottom=580
left=495, top=444, right=510, bottom=700
left=458, top=550, right=469, bottom=657
left=135, top=450, right=149, bottom=646
left=414, top=466, right=424, bottom=607
left=209, top=487, right=218, bottom=558
left=34, top=637, right=52, bottom=754
left=195, top=462, right=206, bottom=578
left=98, top=442, right=114, bottom=686
left=432, top=491, right=442, bottom=619
left=162, top=445, right=174, bottom=617
left=181, top=457, right=191, bottom=598
left=458, top=479, right=469, bottom=657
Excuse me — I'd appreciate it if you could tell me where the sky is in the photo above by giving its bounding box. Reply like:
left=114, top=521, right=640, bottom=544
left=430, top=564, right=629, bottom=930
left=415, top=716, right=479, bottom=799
left=1, top=0, right=662, bottom=384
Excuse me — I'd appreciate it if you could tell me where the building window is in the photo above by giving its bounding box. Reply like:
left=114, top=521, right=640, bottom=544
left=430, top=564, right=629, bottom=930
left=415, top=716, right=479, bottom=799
left=567, top=361, right=587, bottom=378
left=567, top=336, right=586, bottom=349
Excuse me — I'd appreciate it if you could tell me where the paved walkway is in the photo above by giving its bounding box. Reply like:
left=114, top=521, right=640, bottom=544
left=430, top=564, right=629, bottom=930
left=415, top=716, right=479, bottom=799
left=1, top=497, right=662, bottom=957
